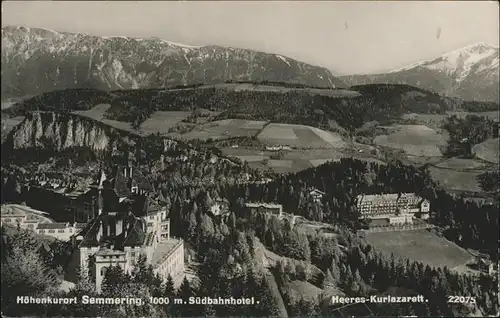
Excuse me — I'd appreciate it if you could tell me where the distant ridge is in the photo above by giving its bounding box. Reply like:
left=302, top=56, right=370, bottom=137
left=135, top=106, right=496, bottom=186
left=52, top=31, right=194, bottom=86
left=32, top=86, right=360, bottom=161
left=1, top=25, right=347, bottom=99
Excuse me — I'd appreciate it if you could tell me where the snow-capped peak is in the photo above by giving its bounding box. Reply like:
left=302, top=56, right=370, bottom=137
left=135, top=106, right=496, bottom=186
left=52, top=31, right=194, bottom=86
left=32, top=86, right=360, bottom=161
left=389, top=43, right=499, bottom=82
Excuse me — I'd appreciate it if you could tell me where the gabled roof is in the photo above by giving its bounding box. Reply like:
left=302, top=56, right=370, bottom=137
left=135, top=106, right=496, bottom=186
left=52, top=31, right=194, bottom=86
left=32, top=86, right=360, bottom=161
left=309, top=188, right=325, bottom=195
left=119, top=218, right=146, bottom=248
left=111, top=169, right=132, bottom=197
left=78, top=212, right=146, bottom=249
left=245, top=202, right=282, bottom=209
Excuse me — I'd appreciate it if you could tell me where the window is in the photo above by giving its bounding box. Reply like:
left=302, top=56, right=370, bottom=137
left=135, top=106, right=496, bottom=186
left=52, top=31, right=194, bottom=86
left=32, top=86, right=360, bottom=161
left=4, top=218, right=11, bottom=222
left=48, top=230, right=55, bottom=233
left=27, top=224, right=34, bottom=228
left=58, top=229, right=65, bottom=233
left=149, top=216, right=154, bottom=220
left=39, top=230, right=45, bottom=233
left=131, top=252, right=136, bottom=257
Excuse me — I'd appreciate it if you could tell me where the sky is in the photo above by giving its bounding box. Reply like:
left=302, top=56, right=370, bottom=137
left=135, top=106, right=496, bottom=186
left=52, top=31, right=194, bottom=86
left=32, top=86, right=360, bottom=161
left=2, top=1, right=499, bottom=75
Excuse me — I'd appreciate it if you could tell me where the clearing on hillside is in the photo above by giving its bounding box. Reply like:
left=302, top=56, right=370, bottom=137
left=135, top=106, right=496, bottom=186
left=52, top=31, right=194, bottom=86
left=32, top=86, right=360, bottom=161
left=472, top=138, right=499, bottom=164
left=374, top=124, right=448, bottom=157
left=72, top=104, right=138, bottom=134
left=366, top=229, right=472, bottom=270
left=428, top=167, right=482, bottom=192
left=435, top=158, right=486, bottom=170
left=257, top=123, right=346, bottom=149
left=286, top=280, right=323, bottom=302
left=140, top=111, right=191, bottom=135
left=181, top=119, right=268, bottom=141
left=72, top=103, right=110, bottom=121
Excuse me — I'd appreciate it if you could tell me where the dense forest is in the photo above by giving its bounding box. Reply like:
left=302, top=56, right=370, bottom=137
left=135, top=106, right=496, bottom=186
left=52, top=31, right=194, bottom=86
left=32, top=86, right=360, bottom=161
left=477, top=171, right=500, bottom=192
left=2, top=175, right=498, bottom=317
left=213, top=158, right=499, bottom=260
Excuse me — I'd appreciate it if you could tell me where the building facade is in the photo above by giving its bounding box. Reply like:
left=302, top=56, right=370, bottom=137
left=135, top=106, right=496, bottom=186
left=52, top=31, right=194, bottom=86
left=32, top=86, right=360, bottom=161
left=70, top=166, right=184, bottom=292
left=1, top=204, right=53, bottom=230
left=245, top=202, right=283, bottom=217
left=37, top=222, right=86, bottom=241
left=356, top=193, right=430, bottom=225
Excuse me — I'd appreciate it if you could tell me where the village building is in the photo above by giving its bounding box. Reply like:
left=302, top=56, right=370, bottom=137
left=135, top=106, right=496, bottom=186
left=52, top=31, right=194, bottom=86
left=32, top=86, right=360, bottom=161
left=308, top=188, right=325, bottom=203
left=473, top=255, right=499, bottom=276
left=245, top=202, right=283, bottom=217
left=37, top=222, right=86, bottom=241
left=0, top=204, right=53, bottom=230
left=356, top=193, right=430, bottom=225
left=67, top=167, right=184, bottom=292
left=265, top=145, right=292, bottom=151
left=209, top=198, right=230, bottom=218
left=22, top=162, right=156, bottom=224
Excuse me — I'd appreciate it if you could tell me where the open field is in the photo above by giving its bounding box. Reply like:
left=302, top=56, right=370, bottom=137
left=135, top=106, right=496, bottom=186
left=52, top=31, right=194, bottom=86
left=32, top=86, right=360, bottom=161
left=286, top=280, right=323, bottom=301
left=428, top=167, right=482, bottom=192
left=257, top=123, right=346, bottom=149
left=100, top=119, right=136, bottom=133
left=72, top=103, right=110, bottom=120
left=181, top=119, right=268, bottom=141
left=222, top=147, right=387, bottom=173
left=374, top=124, right=448, bottom=157
left=472, top=138, right=499, bottom=164
left=73, top=104, right=138, bottom=134
left=268, top=160, right=293, bottom=168
left=435, top=158, right=486, bottom=170
left=309, top=159, right=340, bottom=167
left=366, top=229, right=472, bottom=270
left=405, top=156, right=448, bottom=166
left=140, top=111, right=191, bottom=135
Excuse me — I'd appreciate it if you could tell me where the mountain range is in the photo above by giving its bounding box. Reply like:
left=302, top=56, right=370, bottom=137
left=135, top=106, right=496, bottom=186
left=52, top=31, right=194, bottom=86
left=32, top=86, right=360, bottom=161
left=1, top=26, right=345, bottom=99
left=2, top=26, right=499, bottom=103
left=341, top=43, right=499, bottom=102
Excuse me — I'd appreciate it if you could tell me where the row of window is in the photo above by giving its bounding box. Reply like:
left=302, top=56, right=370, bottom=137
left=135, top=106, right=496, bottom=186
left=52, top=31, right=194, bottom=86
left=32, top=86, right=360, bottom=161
left=38, top=228, right=73, bottom=233
left=2, top=218, right=24, bottom=223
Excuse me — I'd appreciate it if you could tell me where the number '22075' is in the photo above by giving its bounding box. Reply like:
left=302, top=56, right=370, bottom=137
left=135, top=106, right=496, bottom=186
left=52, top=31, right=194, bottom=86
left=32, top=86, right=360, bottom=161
left=447, top=296, right=476, bottom=304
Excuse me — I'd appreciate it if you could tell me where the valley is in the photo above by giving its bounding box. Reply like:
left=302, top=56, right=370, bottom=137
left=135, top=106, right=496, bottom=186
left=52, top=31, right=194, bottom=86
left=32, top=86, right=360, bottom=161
left=2, top=84, right=498, bottom=196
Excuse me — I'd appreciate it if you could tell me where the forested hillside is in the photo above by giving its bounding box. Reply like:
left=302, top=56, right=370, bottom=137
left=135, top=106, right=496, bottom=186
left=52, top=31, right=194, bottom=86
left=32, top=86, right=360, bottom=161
left=3, top=83, right=497, bottom=135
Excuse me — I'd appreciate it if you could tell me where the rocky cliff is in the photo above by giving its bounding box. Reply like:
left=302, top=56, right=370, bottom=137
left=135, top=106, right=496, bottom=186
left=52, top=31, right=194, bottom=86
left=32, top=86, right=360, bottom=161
left=9, top=112, right=122, bottom=151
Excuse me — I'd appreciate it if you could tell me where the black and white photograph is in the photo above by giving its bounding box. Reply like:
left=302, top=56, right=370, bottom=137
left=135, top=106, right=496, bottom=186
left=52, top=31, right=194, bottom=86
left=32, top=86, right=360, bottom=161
left=1, top=1, right=499, bottom=317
